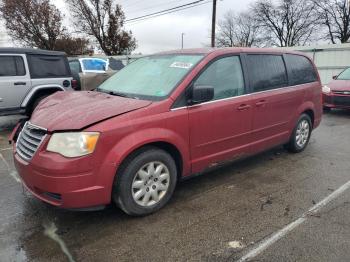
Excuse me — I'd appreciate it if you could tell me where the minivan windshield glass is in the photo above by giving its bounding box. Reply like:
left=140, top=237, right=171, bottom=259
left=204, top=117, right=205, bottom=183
left=337, top=67, right=350, bottom=80
left=98, top=54, right=203, bottom=100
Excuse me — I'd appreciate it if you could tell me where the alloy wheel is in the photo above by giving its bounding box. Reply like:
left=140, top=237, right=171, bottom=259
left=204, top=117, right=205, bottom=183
left=295, top=120, right=310, bottom=148
left=131, top=161, right=170, bottom=207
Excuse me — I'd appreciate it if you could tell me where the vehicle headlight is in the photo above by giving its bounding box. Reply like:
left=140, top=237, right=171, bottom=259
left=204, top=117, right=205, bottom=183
left=47, top=132, right=100, bottom=157
left=322, top=85, right=331, bottom=94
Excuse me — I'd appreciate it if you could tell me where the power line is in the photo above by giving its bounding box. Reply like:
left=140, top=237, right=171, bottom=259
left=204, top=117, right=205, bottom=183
left=126, top=0, right=190, bottom=16
left=125, top=0, right=206, bottom=23
left=126, top=1, right=211, bottom=25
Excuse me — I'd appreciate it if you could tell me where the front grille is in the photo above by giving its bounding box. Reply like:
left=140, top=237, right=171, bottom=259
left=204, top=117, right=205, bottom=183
left=16, top=122, right=47, bottom=161
left=333, top=96, right=350, bottom=106
left=333, top=91, right=350, bottom=95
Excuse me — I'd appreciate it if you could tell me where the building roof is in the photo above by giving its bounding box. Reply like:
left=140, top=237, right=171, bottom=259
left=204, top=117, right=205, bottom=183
left=0, top=47, right=66, bottom=56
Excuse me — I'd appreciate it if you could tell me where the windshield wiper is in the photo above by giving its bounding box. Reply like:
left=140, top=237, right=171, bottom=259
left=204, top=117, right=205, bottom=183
left=108, top=91, right=132, bottom=98
left=97, top=87, right=136, bottom=99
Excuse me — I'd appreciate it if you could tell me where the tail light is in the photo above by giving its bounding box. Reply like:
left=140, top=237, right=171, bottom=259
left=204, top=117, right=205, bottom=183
left=71, top=79, right=78, bottom=90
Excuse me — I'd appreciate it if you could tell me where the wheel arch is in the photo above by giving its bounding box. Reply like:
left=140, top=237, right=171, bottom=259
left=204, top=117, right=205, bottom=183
left=123, top=141, right=184, bottom=182
left=302, top=109, right=314, bottom=127
left=21, top=85, right=65, bottom=108
left=296, top=102, right=315, bottom=128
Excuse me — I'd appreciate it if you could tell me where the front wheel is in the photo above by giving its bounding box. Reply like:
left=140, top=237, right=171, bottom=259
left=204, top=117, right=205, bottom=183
left=285, top=114, right=312, bottom=153
left=113, top=147, right=177, bottom=216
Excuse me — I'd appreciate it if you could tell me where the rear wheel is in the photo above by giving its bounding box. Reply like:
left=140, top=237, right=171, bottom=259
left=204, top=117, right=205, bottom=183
left=286, top=114, right=312, bottom=153
left=113, top=147, right=177, bottom=216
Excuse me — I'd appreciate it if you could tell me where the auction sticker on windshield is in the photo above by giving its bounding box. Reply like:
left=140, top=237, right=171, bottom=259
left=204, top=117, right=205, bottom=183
left=170, top=62, right=193, bottom=69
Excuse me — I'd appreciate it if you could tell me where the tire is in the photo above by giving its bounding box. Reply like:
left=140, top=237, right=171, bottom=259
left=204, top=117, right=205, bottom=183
left=113, top=147, right=177, bottom=216
left=27, top=94, right=50, bottom=116
left=285, top=114, right=312, bottom=153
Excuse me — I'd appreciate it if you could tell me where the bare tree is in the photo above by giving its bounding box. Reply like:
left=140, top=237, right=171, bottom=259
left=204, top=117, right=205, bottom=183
left=216, top=11, right=262, bottom=47
left=313, top=0, right=350, bottom=43
left=252, top=0, right=319, bottom=47
left=0, top=0, right=65, bottom=49
left=66, top=0, right=136, bottom=55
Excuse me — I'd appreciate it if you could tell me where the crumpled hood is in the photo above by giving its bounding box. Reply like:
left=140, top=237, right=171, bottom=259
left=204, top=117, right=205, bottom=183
left=328, top=79, right=350, bottom=91
left=30, top=91, right=152, bottom=131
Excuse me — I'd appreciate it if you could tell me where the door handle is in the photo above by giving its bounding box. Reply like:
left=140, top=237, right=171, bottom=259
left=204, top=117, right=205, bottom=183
left=14, top=82, right=26, bottom=86
left=255, top=100, right=267, bottom=107
left=237, top=104, right=251, bottom=111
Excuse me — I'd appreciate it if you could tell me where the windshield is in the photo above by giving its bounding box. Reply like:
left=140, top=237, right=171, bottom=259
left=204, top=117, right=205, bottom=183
left=337, top=67, right=350, bottom=80
left=98, top=54, right=204, bottom=100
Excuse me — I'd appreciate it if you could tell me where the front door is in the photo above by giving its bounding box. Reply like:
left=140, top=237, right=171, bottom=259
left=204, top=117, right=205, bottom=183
left=188, top=55, right=253, bottom=173
left=0, top=54, right=31, bottom=110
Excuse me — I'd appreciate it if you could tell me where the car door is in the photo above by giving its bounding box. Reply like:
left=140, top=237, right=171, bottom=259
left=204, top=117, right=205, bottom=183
left=80, top=58, right=109, bottom=90
left=188, top=55, right=253, bottom=174
left=0, top=54, right=31, bottom=110
left=246, top=54, right=301, bottom=153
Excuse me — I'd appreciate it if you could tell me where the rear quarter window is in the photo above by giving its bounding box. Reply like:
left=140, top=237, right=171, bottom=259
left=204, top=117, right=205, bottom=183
left=285, top=54, right=317, bottom=85
left=246, top=54, right=288, bottom=92
left=28, top=54, right=70, bottom=78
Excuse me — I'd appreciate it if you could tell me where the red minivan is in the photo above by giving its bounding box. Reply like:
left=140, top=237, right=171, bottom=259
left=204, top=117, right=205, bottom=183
left=11, top=48, right=322, bottom=216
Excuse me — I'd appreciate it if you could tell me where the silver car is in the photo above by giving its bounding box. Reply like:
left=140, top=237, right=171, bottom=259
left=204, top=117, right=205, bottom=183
left=0, top=48, right=74, bottom=116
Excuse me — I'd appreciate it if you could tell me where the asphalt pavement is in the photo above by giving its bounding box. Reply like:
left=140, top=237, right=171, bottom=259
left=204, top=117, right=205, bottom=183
left=0, top=111, right=350, bottom=262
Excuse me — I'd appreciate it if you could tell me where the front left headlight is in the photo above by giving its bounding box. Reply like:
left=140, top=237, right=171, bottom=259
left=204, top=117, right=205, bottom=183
left=322, top=85, right=331, bottom=94
left=47, top=132, right=100, bottom=157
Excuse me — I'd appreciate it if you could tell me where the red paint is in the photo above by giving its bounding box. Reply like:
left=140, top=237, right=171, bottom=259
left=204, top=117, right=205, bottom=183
left=13, top=48, right=322, bottom=209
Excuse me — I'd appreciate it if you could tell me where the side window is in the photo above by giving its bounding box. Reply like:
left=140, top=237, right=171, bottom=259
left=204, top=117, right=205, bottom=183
left=28, top=55, right=70, bottom=78
left=69, top=60, right=81, bottom=73
left=0, top=56, right=25, bottom=76
left=285, top=54, right=317, bottom=85
left=82, top=59, right=107, bottom=71
left=247, top=54, right=288, bottom=92
left=194, top=56, right=245, bottom=100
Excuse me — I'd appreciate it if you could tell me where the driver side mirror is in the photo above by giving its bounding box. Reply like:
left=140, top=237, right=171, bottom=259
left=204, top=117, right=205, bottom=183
left=333, top=75, right=338, bottom=80
left=190, top=85, right=214, bottom=105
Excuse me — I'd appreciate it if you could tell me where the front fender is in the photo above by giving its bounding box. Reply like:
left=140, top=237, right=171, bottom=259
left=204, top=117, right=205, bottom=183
left=102, top=127, right=191, bottom=180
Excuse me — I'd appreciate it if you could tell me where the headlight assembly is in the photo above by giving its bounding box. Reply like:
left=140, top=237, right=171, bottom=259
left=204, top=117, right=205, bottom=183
left=322, top=85, right=331, bottom=94
left=47, top=132, right=100, bottom=157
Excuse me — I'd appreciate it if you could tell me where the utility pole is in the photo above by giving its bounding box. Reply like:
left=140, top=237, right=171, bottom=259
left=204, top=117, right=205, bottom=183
left=211, top=0, right=217, bottom=47
left=181, top=33, right=185, bottom=49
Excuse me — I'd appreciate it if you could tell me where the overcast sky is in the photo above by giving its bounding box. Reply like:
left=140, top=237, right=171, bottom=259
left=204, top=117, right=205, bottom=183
left=1, top=0, right=255, bottom=54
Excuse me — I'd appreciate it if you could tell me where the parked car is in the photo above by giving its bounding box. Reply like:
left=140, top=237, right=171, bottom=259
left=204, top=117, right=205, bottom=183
left=0, top=48, right=74, bottom=116
left=11, top=48, right=322, bottom=216
left=322, top=67, right=350, bottom=110
left=68, top=57, right=124, bottom=91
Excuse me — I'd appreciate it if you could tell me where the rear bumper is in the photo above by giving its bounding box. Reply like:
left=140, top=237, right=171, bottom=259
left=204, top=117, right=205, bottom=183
left=14, top=150, right=116, bottom=209
left=323, top=93, right=350, bottom=109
